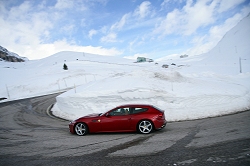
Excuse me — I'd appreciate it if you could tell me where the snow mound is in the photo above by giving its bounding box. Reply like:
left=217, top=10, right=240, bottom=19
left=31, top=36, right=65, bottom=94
left=53, top=68, right=250, bottom=121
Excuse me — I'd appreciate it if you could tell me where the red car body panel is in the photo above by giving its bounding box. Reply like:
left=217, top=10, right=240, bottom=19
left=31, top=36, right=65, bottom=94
left=69, top=104, right=167, bottom=135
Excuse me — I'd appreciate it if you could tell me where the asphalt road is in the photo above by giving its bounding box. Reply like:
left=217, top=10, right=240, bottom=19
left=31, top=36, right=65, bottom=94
left=0, top=93, right=249, bottom=166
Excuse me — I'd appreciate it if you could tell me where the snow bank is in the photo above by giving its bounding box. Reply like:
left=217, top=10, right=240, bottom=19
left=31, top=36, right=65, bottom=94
left=53, top=69, right=250, bottom=121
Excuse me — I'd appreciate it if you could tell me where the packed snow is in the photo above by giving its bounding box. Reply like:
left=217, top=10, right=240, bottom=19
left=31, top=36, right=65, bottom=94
left=0, top=14, right=250, bottom=122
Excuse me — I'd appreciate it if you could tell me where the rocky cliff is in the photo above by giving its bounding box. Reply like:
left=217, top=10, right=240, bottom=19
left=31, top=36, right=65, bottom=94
left=0, top=46, right=27, bottom=62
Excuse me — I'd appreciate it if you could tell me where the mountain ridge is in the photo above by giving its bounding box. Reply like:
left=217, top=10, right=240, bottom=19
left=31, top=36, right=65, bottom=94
left=0, top=46, right=28, bottom=62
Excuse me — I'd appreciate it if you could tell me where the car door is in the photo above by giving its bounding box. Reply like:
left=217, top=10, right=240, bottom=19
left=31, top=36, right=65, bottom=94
left=100, top=107, right=132, bottom=132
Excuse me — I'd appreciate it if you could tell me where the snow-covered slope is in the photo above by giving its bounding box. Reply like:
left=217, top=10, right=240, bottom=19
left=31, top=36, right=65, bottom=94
left=52, top=14, right=250, bottom=121
left=156, top=13, right=250, bottom=75
left=0, top=51, right=138, bottom=101
left=206, top=13, right=250, bottom=62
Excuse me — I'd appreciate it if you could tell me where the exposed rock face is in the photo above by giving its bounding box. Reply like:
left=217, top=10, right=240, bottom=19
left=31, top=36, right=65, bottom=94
left=0, top=46, right=27, bottom=62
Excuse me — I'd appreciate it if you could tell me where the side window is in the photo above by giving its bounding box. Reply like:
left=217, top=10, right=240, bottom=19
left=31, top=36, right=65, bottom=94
left=131, top=107, right=148, bottom=114
left=109, top=107, right=130, bottom=116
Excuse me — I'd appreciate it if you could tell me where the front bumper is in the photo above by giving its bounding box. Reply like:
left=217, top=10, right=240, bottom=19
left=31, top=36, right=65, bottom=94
left=69, top=121, right=76, bottom=134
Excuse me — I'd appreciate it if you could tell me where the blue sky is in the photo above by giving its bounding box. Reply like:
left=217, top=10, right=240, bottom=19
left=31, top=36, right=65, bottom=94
left=0, top=0, right=250, bottom=60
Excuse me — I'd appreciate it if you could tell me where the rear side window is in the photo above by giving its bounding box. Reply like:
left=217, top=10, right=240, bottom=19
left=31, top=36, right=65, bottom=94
left=131, top=107, right=148, bottom=114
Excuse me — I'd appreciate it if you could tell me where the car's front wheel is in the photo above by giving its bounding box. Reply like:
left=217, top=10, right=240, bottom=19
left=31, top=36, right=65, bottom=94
left=75, top=123, right=88, bottom=136
left=138, top=120, right=153, bottom=134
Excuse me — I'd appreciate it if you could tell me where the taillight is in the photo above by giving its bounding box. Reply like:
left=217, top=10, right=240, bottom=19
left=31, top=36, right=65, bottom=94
left=157, top=113, right=164, bottom=119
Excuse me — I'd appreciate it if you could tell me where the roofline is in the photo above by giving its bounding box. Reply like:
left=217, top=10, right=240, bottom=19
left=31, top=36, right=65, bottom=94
left=116, top=104, right=154, bottom=107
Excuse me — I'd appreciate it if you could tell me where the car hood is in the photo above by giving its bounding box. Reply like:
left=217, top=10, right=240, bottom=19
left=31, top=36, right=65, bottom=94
left=82, top=113, right=101, bottom=118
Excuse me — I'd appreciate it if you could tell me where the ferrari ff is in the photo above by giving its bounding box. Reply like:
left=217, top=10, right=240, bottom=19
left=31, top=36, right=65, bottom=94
left=69, top=104, right=167, bottom=136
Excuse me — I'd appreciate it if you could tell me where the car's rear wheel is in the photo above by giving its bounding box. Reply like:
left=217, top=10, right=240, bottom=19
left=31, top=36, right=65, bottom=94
left=75, top=123, right=88, bottom=136
left=138, top=120, right=153, bottom=134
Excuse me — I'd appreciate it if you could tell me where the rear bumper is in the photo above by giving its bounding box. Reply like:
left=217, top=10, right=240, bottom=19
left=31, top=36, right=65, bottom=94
left=155, top=120, right=167, bottom=130
left=160, top=121, right=167, bottom=129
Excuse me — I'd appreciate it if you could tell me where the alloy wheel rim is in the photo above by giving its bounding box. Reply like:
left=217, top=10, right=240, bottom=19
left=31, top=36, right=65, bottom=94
left=75, top=123, right=86, bottom=135
left=139, top=120, right=152, bottom=133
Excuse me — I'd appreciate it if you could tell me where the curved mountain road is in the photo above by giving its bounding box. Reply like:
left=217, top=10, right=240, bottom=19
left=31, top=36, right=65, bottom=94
left=0, top=93, right=249, bottom=165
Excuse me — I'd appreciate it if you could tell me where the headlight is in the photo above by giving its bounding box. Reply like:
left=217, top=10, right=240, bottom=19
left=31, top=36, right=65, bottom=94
left=69, top=121, right=76, bottom=124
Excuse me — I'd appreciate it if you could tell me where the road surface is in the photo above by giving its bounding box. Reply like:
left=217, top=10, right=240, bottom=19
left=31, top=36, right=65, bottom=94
left=0, top=93, right=249, bottom=165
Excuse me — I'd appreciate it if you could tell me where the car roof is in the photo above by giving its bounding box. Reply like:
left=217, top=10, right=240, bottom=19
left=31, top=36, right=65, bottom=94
left=117, top=104, right=153, bottom=108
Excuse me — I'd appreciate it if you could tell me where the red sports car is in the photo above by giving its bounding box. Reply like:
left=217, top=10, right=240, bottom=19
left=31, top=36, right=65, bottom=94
left=69, top=104, right=167, bottom=136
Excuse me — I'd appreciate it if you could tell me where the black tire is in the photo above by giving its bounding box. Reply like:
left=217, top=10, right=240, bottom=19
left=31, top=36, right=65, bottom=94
left=74, top=123, right=88, bottom=136
left=137, top=120, right=153, bottom=134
